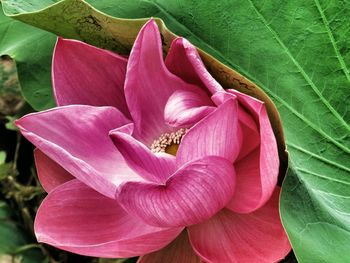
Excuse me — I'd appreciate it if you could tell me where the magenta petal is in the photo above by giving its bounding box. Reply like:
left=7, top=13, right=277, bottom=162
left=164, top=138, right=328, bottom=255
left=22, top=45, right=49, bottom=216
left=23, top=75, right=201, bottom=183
left=228, top=89, right=265, bottom=115
left=226, top=89, right=279, bottom=213
left=212, top=90, right=259, bottom=160
left=110, top=128, right=176, bottom=184
left=16, top=105, right=142, bottom=199
left=166, top=38, right=223, bottom=94
left=138, top=231, right=201, bottom=263
left=177, top=98, right=241, bottom=166
left=125, top=19, right=201, bottom=144
left=117, top=156, right=235, bottom=227
left=235, top=107, right=260, bottom=160
left=226, top=150, right=263, bottom=212
left=34, top=149, right=74, bottom=192
left=53, top=38, right=130, bottom=118
left=188, top=188, right=291, bottom=263
left=35, top=179, right=182, bottom=258
left=164, top=89, right=215, bottom=128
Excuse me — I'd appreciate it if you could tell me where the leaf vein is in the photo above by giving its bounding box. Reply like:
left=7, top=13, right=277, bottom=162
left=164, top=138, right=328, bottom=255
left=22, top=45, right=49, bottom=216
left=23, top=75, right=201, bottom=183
left=314, top=0, right=350, bottom=85
left=296, top=167, right=350, bottom=186
left=288, top=143, right=350, bottom=173
left=247, top=0, right=350, bottom=132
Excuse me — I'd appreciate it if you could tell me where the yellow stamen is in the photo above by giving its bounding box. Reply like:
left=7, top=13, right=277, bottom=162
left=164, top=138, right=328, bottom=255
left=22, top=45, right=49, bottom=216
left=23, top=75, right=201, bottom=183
left=150, top=128, right=188, bottom=156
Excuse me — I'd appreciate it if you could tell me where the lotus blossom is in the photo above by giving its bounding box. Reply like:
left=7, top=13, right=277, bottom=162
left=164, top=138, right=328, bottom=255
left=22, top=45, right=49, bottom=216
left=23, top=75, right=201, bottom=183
left=16, top=19, right=291, bottom=262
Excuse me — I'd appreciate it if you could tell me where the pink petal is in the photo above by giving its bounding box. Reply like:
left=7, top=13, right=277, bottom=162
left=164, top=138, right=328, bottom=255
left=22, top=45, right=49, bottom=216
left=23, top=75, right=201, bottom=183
left=176, top=98, right=241, bottom=166
left=165, top=37, right=223, bottom=94
left=35, top=179, right=182, bottom=258
left=226, top=89, right=279, bottom=213
left=228, top=89, right=265, bottom=117
left=110, top=126, right=176, bottom=184
left=34, top=149, right=74, bottom=192
left=125, top=19, right=201, bottom=145
left=164, top=89, right=216, bottom=128
left=138, top=231, right=202, bottom=263
left=188, top=188, right=291, bottom=263
left=211, top=91, right=259, bottom=160
left=16, top=105, right=142, bottom=199
left=226, top=150, right=265, bottom=212
left=53, top=38, right=130, bottom=118
left=116, top=156, right=235, bottom=227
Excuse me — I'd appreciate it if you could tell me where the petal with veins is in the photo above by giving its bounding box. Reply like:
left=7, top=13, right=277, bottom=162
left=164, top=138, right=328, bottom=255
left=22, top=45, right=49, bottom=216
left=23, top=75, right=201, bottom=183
left=164, top=89, right=215, bottom=128
left=225, top=89, right=279, bottom=213
left=35, top=180, right=182, bottom=258
left=188, top=188, right=291, bottom=263
left=211, top=91, right=259, bottom=160
left=117, top=156, right=235, bottom=227
left=138, top=231, right=202, bottom=263
left=53, top=38, right=130, bottom=118
left=34, top=149, right=74, bottom=192
left=16, top=105, right=142, bottom=199
left=110, top=127, right=176, bottom=184
left=125, top=19, right=202, bottom=145
left=166, top=37, right=223, bottom=94
left=177, top=98, right=241, bottom=166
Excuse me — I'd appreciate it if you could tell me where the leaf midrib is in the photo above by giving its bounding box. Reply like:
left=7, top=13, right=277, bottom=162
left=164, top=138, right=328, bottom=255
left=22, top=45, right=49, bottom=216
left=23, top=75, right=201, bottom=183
left=314, top=0, right=350, bottom=84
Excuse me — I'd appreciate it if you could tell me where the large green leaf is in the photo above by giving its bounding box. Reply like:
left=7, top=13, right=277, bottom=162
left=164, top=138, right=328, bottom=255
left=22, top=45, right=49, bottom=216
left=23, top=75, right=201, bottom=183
left=0, top=3, right=56, bottom=110
left=1, top=0, right=350, bottom=262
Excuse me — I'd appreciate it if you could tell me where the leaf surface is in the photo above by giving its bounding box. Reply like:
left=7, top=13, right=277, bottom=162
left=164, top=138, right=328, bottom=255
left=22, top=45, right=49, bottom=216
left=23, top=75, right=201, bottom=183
left=0, top=4, right=56, bottom=110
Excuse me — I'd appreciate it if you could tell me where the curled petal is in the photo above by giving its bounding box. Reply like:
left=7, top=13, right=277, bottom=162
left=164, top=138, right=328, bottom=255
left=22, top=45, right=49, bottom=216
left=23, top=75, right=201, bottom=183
left=34, top=149, right=74, bottom=192
left=188, top=188, right=291, bottom=263
left=53, top=38, right=130, bottom=117
left=177, top=98, right=241, bottom=166
left=35, top=180, right=182, bottom=258
left=117, top=156, right=235, bottom=227
left=164, top=89, right=215, bottom=128
left=166, top=37, right=223, bottom=94
left=211, top=91, right=259, bottom=160
left=226, top=89, right=279, bottom=213
left=110, top=127, right=176, bottom=184
left=16, top=105, right=142, bottom=199
left=125, top=19, right=201, bottom=144
left=138, top=231, right=202, bottom=263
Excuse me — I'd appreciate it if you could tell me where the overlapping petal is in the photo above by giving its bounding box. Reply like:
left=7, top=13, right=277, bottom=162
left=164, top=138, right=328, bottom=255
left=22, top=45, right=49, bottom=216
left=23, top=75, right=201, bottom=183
left=34, top=149, right=74, bottom=192
left=124, top=19, right=203, bottom=145
left=211, top=90, right=260, bottom=160
left=165, top=38, right=223, bottom=94
left=53, top=38, right=130, bottom=118
left=176, top=98, right=241, bottom=166
left=188, top=188, right=291, bottom=263
left=16, top=105, right=142, bottom=199
left=138, top=231, right=202, bottom=263
left=110, top=126, right=176, bottom=184
left=116, top=156, right=235, bottom=227
left=226, top=89, right=279, bottom=213
left=164, top=89, right=215, bottom=128
left=35, top=179, right=182, bottom=258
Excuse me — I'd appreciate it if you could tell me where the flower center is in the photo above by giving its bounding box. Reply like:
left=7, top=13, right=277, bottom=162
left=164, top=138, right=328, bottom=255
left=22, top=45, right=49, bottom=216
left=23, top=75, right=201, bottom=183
left=150, top=128, right=188, bottom=156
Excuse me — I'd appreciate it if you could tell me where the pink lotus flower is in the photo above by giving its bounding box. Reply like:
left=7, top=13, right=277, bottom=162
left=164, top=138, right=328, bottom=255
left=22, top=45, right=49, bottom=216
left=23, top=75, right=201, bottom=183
left=16, top=19, right=291, bottom=262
